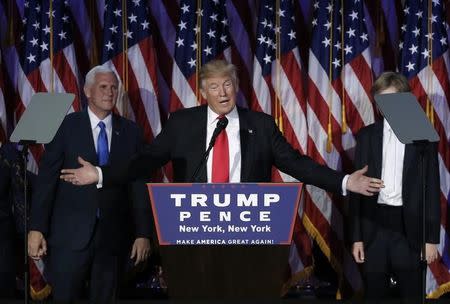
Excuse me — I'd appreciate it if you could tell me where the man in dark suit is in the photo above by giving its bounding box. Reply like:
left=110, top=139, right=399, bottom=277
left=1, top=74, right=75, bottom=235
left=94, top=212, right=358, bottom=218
left=349, top=72, right=440, bottom=301
left=61, top=60, right=383, bottom=196
left=27, top=66, right=152, bottom=303
left=60, top=59, right=385, bottom=299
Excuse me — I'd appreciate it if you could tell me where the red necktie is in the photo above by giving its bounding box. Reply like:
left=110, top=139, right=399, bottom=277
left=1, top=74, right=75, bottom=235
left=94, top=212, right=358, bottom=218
left=212, top=117, right=229, bottom=182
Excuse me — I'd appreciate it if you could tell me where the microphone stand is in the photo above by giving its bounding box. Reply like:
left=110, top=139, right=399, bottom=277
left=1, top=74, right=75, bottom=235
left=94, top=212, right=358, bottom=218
left=19, top=140, right=35, bottom=304
left=191, top=117, right=228, bottom=182
left=413, top=140, right=429, bottom=304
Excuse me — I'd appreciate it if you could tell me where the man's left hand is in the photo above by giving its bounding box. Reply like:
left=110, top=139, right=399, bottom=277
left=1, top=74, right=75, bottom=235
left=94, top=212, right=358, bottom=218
left=425, top=243, right=439, bottom=264
left=130, top=237, right=151, bottom=266
left=347, top=165, right=384, bottom=196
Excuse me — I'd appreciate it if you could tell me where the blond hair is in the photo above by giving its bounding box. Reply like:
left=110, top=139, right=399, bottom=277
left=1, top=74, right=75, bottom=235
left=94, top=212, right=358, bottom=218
left=371, top=72, right=410, bottom=96
left=199, top=60, right=238, bottom=88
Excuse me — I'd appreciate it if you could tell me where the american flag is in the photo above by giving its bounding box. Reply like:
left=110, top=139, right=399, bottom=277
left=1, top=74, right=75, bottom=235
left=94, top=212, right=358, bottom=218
left=306, top=0, right=374, bottom=296
left=169, top=0, right=231, bottom=112
left=19, top=0, right=81, bottom=169
left=2, top=0, right=450, bottom=300
left=252, top=0, right=313, bottom=288
left=101, top=0, right=160, bottom=143
left=363, top=0, right=403, bottom=77
left=399, top=0, right=450, bottom=297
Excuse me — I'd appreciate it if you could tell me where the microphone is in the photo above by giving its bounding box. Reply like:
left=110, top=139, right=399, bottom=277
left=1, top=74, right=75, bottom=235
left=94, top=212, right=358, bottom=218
left=191, top=116, right=228, bottom=182
left=208, top=116, right=228, bottom=150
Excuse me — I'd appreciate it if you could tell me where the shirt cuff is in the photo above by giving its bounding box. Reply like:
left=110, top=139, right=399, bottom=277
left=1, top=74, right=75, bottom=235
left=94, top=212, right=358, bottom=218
left=341, top=174, right=349, bottom=196
left=96, top=166, right=103, bottom=189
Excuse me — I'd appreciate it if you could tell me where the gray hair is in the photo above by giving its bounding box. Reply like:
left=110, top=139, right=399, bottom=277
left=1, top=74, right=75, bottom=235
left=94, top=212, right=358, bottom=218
left=84, top=65, right=118, bottom=88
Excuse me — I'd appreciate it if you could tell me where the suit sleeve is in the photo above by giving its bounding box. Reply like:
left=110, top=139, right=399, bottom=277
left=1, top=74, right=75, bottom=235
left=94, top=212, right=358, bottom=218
left=29, top=119, right=66, bottom=236
left=425, top=142, right=440, bottom=244
left=269, top=117, right=345, bottom=193
left=348, top=130, right=368, bottom=243
left=102, top=112, right=177, bottom=186
left=129, top=127, right=153, bottom=239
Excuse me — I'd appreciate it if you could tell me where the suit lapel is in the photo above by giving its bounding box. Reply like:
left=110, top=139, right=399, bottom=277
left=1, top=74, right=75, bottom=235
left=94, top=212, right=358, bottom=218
left=372, top=121, right=383, bottom=178
left=238, top=108, right=253, bottom=182
left=80, top=111, right=98, bottom=165
left=402, top=144, right=415, bottom=181
left=109, top=114, right=122, bottom=165
left=191, top=106, right=208, bottom=182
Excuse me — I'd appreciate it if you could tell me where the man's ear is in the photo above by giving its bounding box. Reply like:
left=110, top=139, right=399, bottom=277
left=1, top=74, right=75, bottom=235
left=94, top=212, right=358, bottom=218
left=84, top=86, right=91, bottom=98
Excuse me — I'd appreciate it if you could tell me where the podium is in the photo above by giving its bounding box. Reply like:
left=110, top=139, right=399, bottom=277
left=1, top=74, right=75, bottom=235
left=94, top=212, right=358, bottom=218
left=147, top=183, right=302, bottom=299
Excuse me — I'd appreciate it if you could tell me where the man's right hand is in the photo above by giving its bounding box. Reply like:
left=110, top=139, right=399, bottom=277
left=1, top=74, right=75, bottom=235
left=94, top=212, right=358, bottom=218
left=60, top=157, right=99, bottom=186
left=347, top=165, right=384, bottom=196
left=352, top=241, right=365, bottom=263
left=28, top=231, right=47, bottom=260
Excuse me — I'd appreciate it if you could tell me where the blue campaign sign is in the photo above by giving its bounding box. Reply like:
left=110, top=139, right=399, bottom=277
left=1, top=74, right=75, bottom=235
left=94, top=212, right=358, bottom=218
left=147, top=183, right=302, bottom=246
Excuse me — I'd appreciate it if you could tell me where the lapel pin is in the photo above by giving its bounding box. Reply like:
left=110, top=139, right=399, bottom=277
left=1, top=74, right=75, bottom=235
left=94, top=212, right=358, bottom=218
left=248, top=129, right=253, bottom=134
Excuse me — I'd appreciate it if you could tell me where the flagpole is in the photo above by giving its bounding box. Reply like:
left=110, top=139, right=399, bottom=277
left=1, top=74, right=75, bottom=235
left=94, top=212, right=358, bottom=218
left=326, top=2, right=334, bottom=153
left=49, top=0, right=54, bottom=93
left=275, top=0, right=283, bottom=133
left=89, top=1, right=99, bottom=66
left=340, top=0, right=347, bottom=133
left=196, top=0, right=202, bottom=105
left=123, top=0, right=128, bottom=92
left=120, top=0, right=130, bottom=118
left=427, top=0, right=434, bottom=124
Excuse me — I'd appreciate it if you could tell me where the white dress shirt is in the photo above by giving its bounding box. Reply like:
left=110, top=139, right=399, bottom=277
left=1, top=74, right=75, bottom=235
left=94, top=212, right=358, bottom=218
left=378, top=119, right=405, bottom=206
left=88, top=107, right=112, bottom=152
left=89, top=107, right=112, bottom=188
left=206, top=106, right=241, bottom=183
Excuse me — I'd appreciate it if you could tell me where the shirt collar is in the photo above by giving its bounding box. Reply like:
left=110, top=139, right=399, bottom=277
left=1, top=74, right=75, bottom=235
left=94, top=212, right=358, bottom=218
left=87, top=106, right=112, bottom=131
left=207, top=105, right=238, bottom=127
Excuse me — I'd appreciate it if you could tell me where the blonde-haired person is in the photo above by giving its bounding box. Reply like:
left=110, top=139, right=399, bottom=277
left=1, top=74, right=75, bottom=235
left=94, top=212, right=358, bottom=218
left=349, top=72, right=440, bottom=301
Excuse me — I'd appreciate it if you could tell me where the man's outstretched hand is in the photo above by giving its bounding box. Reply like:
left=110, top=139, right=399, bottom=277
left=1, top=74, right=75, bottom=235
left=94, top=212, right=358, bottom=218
left=347, top=165, right=384, bottom=196
left=60, top=157, right=99, bottom=185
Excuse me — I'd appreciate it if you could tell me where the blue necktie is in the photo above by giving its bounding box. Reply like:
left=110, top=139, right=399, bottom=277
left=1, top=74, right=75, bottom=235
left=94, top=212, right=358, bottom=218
left=97, top=121, right=109, bottom=166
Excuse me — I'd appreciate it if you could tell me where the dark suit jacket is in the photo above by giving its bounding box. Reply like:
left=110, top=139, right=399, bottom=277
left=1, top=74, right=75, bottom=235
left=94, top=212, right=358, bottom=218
left=349, top=121, right=440, bottom=249
left=30, top=111, right=152, bottom=252
left=104, top=105, right=345, bottom=193
left=0, top=144, right=18, bottom=241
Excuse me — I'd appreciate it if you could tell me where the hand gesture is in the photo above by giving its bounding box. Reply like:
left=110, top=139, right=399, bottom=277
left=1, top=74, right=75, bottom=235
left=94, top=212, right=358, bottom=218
left=347, top=165, right=384, bottom=196
left=60, top=157, right=99, bottom=185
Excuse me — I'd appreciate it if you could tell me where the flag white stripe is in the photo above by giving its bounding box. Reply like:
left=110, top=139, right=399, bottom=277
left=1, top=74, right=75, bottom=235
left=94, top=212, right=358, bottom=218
left=172, top=63, right=197, bottom=109
left=252, top=59, right=272, bottom=114
left=308, top=51, right=343, bottom=127
left=128, top=44, right=162, bottom=136
left=343, top=50, right=374, bottom=126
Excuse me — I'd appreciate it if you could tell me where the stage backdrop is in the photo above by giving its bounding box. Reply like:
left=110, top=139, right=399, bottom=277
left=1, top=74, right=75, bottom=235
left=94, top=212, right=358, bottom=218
left=0, top=0, right=449, bottom=300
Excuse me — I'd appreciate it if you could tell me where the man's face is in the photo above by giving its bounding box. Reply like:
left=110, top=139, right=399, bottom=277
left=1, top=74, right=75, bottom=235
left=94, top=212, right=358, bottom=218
left=201, top=75, right=237, bottom=116
left=84, top=72, right=118, bottom=118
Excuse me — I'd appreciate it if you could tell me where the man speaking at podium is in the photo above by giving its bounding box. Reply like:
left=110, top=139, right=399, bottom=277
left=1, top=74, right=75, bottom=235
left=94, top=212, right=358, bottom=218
left=61, top=60, right=383, bottom=197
